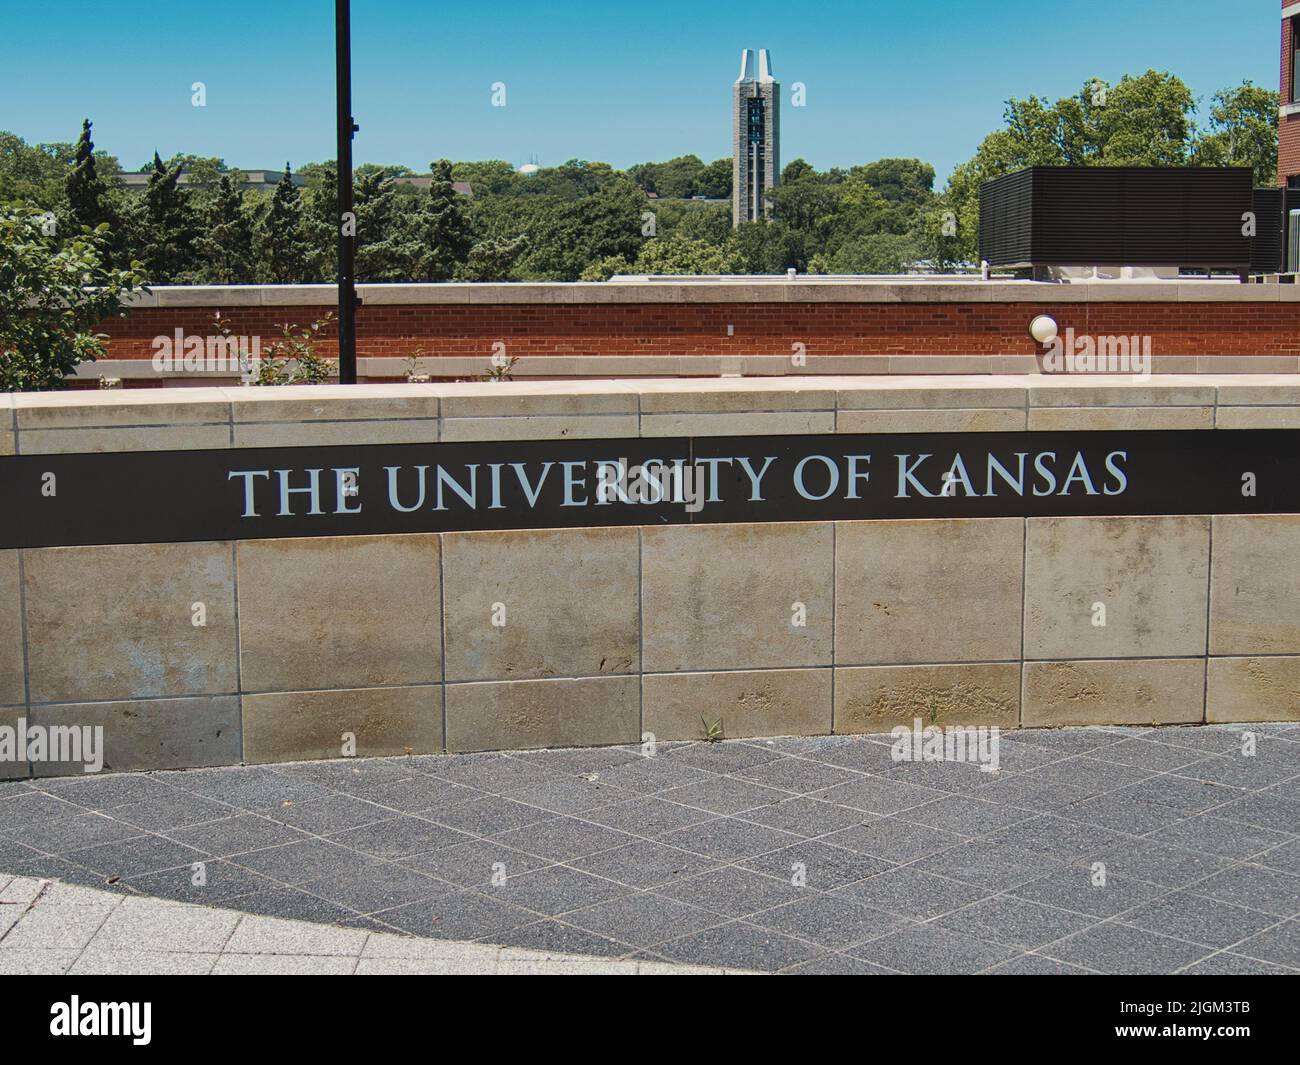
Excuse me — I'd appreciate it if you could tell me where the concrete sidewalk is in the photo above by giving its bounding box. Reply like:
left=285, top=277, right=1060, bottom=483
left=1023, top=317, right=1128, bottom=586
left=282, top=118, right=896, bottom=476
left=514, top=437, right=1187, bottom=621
left=0, top=876, right=745, bottom=974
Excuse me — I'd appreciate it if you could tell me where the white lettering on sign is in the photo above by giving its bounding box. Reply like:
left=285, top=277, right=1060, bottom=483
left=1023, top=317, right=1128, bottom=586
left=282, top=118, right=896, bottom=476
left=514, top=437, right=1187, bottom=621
left=224, top=449, right=1133, bottom=521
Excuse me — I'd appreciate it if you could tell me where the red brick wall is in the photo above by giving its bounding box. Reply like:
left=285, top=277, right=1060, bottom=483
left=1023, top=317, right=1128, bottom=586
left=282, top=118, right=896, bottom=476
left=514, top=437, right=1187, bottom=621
left=1281, top=8, right=1300, bottom=184
left=96, top=301, right=1300, bottom=362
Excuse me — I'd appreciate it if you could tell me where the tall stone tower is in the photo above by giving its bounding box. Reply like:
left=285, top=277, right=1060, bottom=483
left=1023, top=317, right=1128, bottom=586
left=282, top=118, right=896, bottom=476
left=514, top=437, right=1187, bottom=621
left=732, top=49, right=779, bottom=227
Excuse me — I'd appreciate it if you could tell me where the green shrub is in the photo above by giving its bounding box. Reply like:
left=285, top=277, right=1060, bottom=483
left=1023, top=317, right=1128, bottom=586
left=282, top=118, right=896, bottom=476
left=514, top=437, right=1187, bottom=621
left=0, top=208, right=147, bottom=392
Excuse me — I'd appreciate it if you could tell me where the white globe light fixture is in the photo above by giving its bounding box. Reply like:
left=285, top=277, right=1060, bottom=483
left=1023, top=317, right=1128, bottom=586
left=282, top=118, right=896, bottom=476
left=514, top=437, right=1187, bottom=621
left=1029, top=315, right=1059, bottom=344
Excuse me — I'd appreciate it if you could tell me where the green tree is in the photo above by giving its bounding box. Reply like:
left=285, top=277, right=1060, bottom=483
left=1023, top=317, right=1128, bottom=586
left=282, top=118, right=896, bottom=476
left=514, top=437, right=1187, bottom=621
left=158, top=154, right=226, bottom=189
left=417, top=159, right=471, bottom=280
left=517, top=198, right=588, bottom=279
left=697, top=158, right=732, bottom=199
left=837, top=170, right=928, bottom=237
left=652, top=199, right=732, bottom=243
left=256, top=163, right=310, bottom=283
left=354, top=167, right=420, bottom=282
left=811, top=232, right=917, bottom=274
left=578, top=176, right=646, bottom=262
left=579, top=254, right=632, bottom=281
left=1195, top=81, right=1279, bottom=185
left=938, top=71, right=1205, bottom=267
left=853, top=158, right=936, bottom=208
left=461, top=234, right=529, bottom=281
left=300, top=161, right=339, bottom=283
left=520, top=159, right=618, bottom=200
left=65, top=119, right=115, bottom=234
left=727, top=220, right=806, bottom=273
left=767, top=176, right=842, bottom=244
left=516, top=175, right=644, bottom=280
left=0, top=131, right=76, bottom=209
left=916, top=204, right=968, bottom=273
left=451, top=160, right=516, bottom=196
left=763, top=158, right=936, bottom=270
left=195, top=172, right=255, bottom=284
left=129, top=152, right=198, bottom=283
left=629, top=154, right=709, bottom=198
left=634, top=232, right=740, bottom=275
left=0, top=207, right=146, bottom=391
left=781, top=158, right=816, bottom=184
left=1091, top=72, right=1197, bottom=166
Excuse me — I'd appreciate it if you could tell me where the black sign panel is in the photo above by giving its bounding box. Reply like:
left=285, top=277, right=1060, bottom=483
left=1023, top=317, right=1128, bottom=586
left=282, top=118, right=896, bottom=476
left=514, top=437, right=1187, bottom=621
left=2, top=430, right=1297, bottom=549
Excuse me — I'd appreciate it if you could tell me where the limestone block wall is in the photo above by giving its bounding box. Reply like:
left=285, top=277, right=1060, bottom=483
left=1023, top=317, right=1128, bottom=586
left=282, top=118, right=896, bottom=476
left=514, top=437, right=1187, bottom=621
left=2, top=375, right=1299, bottom=777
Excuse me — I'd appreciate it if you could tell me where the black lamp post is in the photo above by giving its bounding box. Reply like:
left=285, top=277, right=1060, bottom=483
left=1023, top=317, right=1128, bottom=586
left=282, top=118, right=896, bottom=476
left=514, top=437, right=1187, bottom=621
left=335, top=0, right=358, bottom=383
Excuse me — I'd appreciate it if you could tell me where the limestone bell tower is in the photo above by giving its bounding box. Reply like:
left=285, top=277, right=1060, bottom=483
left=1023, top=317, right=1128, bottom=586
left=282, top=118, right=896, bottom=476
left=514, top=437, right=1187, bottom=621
left=732, top=48, right=780, bottom=226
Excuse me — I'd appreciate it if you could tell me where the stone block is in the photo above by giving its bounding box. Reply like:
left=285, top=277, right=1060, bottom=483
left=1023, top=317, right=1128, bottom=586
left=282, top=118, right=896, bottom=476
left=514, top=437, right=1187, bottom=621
left=27, top=696, right=242, bottom=776
left=1024, top=517, right=1209, bottom=660
left=442, top=528, right=639, bottom=682
left=1026, top=407, right=1213, bottom=431
left=24, top=542, right=237, bottom=703
left=835, top=663, right=1021, bottom=734
left=1210, top=516, right=1300, bottom=655
left=641, top=412, right=835, bottom=437
left=237, top=534, right=441, bottom=692
left=643, top=668, right=832, bottom=741
left=836, top=519, right=1023, bottom=665
left=1206, top=657, right=1300, bottom=723
left=242, top=685, right=441, bottom=763
left=445, top=676, right=638, bottom=752
left=836, top=409, right=1026, bottom=433
left=0, top=552, right=24, bottom=707
left=1022, top=659, right=1204, bottom=727
left=642, top=523, right=833, bottom=672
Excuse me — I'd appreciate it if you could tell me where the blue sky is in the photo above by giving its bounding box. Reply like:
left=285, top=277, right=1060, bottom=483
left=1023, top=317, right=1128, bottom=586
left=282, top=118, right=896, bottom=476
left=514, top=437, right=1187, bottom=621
left=0, top=0, right=1280, bottom=184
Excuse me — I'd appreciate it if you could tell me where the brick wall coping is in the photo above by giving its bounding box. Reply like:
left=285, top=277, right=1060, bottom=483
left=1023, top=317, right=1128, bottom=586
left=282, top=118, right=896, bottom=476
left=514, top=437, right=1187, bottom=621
left=7, top=374, right=1300, bottom=435
left=120, top=279, right=1300, bottom=309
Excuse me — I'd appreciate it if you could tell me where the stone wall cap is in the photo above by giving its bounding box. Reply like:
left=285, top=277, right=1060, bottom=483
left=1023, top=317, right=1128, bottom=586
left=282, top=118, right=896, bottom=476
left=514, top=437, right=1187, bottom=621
left=11, top=386, right=233, bottom=429
left=13, top=374, right=1300, bottom=422
left=113, top=279, right=1292, bottom=308
left=12, top=387, right=233, bottom=410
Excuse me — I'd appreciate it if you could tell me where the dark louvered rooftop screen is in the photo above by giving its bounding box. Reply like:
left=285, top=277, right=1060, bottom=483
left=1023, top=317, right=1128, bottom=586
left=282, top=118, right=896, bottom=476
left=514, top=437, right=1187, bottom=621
left=979, top=166, right=1255, bottom=270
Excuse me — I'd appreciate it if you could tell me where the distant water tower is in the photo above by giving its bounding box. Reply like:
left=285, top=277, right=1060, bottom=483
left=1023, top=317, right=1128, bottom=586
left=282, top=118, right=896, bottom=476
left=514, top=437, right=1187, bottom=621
left=518, top=153, right=540, bottom=177
left=732, top=49, right=780, bottom=226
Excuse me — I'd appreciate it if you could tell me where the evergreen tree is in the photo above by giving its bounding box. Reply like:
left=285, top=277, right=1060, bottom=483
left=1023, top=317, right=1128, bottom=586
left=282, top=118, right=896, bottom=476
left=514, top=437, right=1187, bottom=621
left=417, top=158, right=471, bottom=280
left=256, top=163, right=310, bottom=283
left=461, top=234, right=529, bottom=281
left=65, top=119, right=113, bottom=233
left=354, top=168, right=419, bottom=281
left=195, top=172, right=255, bottom=283
left=301, top=162, right=339, bottom=283
left=131, top=151, right=197, bottom=283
